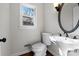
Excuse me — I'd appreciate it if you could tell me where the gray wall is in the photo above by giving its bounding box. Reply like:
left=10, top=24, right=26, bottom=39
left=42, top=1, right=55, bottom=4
left=10, top=3, right=44, bottom=55
left=44, top=3, right=63, bottom=33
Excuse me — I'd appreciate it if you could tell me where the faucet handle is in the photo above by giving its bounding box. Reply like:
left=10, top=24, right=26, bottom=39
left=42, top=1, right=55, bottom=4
left=73, top=36, right=77, bottom=39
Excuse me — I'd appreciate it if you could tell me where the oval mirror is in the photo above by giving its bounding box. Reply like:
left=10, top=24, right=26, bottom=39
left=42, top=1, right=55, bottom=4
left=59, top=3, right=79, bottom=33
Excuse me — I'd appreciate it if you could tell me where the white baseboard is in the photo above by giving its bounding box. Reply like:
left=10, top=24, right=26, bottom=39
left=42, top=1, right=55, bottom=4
left=11, top=50, right=31, bottom=56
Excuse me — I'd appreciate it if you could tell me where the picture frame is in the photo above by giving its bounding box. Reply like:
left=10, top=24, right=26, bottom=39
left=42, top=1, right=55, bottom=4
left=20, top=4, right=37, bottom=29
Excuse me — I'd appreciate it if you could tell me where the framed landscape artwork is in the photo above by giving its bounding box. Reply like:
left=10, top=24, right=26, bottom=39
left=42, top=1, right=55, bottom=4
left=20, top=4, right=37, bottom=29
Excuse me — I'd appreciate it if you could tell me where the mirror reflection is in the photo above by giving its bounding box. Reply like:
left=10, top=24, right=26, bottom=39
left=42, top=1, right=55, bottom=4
left=61, top=3, right=78, bottom=31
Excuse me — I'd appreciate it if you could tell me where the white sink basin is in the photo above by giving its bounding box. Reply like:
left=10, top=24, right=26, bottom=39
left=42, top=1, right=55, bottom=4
left=62, top=38, right=79, bottom=44
left=49, top=36, right=79, bottom=56
left=50, top=36, right=79, bottom=44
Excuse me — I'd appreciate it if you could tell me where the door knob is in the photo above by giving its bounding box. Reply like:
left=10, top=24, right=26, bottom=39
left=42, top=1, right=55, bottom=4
left=0, top=38, right=6, bottom=43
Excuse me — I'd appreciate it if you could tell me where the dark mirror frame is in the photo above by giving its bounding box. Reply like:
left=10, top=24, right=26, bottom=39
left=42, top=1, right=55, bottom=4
left=58, top=3, right=79, bottom=33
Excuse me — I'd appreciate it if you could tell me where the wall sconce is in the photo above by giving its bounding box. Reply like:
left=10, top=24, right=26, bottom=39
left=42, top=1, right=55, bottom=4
left=53, top=3, right=63, bottom=12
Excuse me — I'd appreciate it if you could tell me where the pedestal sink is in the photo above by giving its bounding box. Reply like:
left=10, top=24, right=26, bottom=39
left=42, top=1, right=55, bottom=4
left=49, top=36, right=79, bottom=56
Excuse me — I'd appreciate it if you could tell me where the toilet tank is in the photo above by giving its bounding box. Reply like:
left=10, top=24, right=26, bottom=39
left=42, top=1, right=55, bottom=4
left=42, top=33, right=52, bottom=45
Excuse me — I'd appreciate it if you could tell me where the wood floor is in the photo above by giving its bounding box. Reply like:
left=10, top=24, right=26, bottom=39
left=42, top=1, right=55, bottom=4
left=20, top=51, right=53, bottom=56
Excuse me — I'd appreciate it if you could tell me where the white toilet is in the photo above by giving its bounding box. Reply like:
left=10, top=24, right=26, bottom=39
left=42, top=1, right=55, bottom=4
left=42, top=33, right=52, bottom=45
left=32, top=33, right=52, bottom=56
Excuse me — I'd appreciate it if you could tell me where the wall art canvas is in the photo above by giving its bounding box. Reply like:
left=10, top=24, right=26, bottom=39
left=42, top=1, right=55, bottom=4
left=20, top=4, right=37, bottom=29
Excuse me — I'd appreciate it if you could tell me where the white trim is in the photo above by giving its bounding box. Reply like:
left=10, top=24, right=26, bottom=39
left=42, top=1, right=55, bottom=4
left=11, top=50, right=31, bottom=56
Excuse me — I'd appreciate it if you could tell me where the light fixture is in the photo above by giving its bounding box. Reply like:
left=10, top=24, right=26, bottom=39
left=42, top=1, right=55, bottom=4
left=53, top=3, right=63, bottom=12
